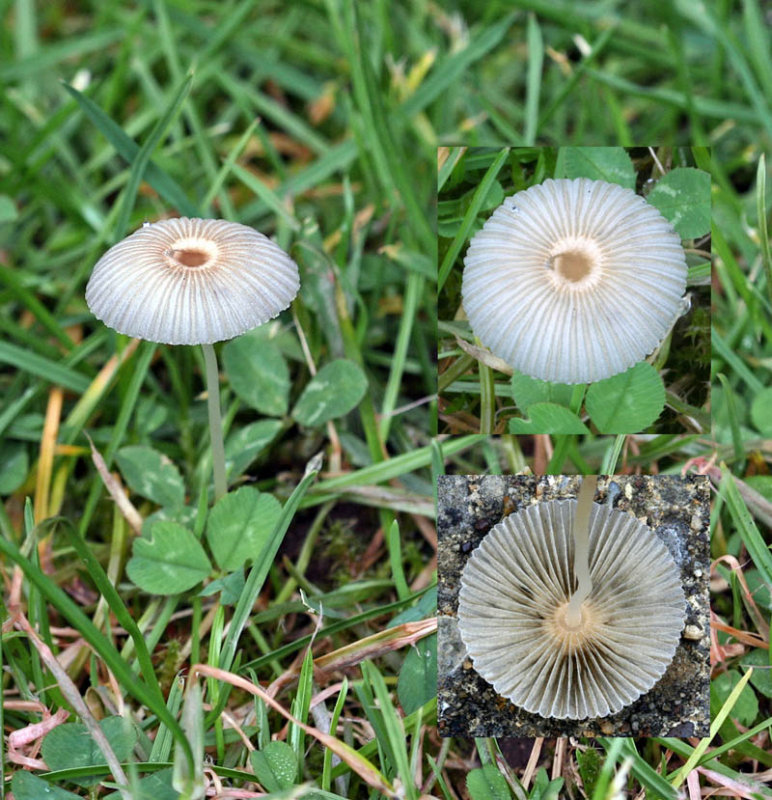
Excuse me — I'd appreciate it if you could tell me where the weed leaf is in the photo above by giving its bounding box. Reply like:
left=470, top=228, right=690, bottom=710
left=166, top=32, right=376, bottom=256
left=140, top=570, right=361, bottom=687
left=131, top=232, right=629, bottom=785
left=11, top=772, right=81, bottom=799
left=206, top=486, right=282, bottom=571
left=41, top=717, right=137, bottom=787
left=116, top=445, right=185, bottom=508
left=466, top=764, right=510, bottom=800
left=511, top=371, right=574, bottom=412
left=250, top=741, right=297, bottom=792
left=127, top=521, right=211, bottom=594
left=585, top=363, right=664, bottom=433
left=199, top=568, right=245, bottom=605
left=225, top=419, right=284, bottom=480
left=559, top=146, right=636, bottom=189
left=508, top=402, right=590, bottom=434
left=750, top=386, right=772, bottom=435
left=397, top=632, right=437, bottom=715
left=711, top=670, right=759, bottom=727
left=293, top=359, right=368, bottom=426
left=0, top=440, right=28, bottom=494
left=743, top=649, right=772, bottom=698
left=223, top=335, right=290, bottom=417
left=647, top=167, right=711, bottom=238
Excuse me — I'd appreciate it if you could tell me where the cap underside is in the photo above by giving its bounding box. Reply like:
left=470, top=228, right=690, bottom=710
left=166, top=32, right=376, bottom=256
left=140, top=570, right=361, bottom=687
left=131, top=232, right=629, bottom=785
left=457, top=499, right=685, bottom=720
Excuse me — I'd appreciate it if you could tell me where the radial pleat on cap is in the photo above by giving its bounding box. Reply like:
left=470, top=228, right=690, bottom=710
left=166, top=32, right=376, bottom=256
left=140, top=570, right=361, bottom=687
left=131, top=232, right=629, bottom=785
left=86, top=217, right=300, bottom=345
left=461, top=178, right=688, bottom=384
left=457, top=499, right=686, bottom=720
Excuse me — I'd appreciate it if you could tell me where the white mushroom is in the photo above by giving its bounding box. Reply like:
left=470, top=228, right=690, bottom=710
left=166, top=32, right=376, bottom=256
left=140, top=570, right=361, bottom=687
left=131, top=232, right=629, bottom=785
left=86, top=217, right=299, bottom=345
left=457, top=480, right=686, bottom=720
left=86, top=217, right=300, bottom=500
left=462, top=178, right=688, bottom=384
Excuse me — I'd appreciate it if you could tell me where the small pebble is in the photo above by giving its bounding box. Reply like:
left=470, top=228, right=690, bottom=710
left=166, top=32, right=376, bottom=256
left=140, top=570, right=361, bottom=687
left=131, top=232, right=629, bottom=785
left=606, top=481, right=621, bottom=504
left=600, top=720, right=615, bottom=734
left=684, top=624, right=702, bottom=640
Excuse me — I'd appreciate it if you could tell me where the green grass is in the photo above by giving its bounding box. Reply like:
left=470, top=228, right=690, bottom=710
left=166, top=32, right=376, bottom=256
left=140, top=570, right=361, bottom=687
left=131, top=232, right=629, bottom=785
left=1, top=1, right=771, bottom=799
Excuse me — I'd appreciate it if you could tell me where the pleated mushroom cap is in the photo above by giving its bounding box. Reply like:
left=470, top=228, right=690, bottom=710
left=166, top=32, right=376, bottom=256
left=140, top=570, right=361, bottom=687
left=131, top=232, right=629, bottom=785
left=457, top=499, right=685, bottom=720
left=462, top=178, right=688, bottom=384
left=86, top=217, right=300, bottom=345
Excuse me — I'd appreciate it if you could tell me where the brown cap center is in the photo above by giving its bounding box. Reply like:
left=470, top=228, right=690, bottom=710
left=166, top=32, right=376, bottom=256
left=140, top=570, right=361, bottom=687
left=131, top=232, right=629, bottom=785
left=164, top=237, right=219, bottom=270
left=551, top=249, right=594, bottom=282
left=170, top=248, right=210, bottom=268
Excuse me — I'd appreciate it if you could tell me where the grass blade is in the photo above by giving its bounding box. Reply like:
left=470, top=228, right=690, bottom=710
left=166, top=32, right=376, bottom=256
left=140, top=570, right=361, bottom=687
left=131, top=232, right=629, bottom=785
left=720, top=467, right=772, bottom=582
left=715, top=375, right=744, bottom=464
left=62, top=82, right=199, bottom=218
left=0, top=533, right=194, bottom=773
left=670, top=666, right=754, bottom=787
left=0, top=29, right=124, bottom=81
left=359, top=661, right=417, bottom=800
left=402, top=14, right=515, bottom=118
left=149, top=675, right=185, bottom=762
left=229, top=161, right=300, bottom=231
left=598, top=738, right=678, bottom=800
left=321, top=678, right=349, bottom=792
left=201, top=118, right=259, bottom=212
left=0, top=266, right=75, bottom=350
left=438, top=147, right=466, bottom=193
left=313, top=434, right=483, bottom=493
left=57, top=517, right=164, bottom=705
left=289, top=648, right=314, bottom=778
left=113, top=72, right=193, bottom=239
left=379, top=271, right=425, bottom=440
left=0, top=340, right=90, bottom=393
left=742, top=0, right=772, bottom=97
left=387, top=520, right=410, bottom=601
left=757, top=155, right=772, bottom=307
left=524, top=14, right=543, bottom=145
left=219, top=454, right=322, bottom=676
left=241, top=587, right=433, bottom=672
left=438, top=149, right=509, bottom=291
left=600, top=435, right=625, bottom=475
left=675, top=0, right=772, bottom=140
left=712, top=326, right=764, bottom=393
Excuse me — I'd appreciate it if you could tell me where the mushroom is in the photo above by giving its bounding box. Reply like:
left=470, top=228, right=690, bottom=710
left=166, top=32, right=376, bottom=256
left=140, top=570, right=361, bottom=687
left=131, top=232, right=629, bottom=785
left=461, top=178, right=688, bottom=384
left=457, top=477, right=685, bottom=720
left=86, top=217, right=300, bottom=500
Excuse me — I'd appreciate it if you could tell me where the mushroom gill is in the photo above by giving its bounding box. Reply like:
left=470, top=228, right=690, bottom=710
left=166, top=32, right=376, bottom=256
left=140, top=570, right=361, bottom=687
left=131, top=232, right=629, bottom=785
left=457, top=480, right=686, bottom=720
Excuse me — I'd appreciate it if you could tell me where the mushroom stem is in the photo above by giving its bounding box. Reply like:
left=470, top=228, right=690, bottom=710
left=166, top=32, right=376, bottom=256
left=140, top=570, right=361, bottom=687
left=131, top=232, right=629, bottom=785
left=202, top=343, right=227, bottom=501
left=565, top=475, right=597, bottom=627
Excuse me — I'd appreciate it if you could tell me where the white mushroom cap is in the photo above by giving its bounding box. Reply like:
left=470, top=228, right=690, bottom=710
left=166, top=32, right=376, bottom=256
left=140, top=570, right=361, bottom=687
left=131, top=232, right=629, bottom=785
left=86, top=217, right=300, bottom=345
left=462, top=178, right=688, bottom=384
left=457, top=498, right=685, bottom=720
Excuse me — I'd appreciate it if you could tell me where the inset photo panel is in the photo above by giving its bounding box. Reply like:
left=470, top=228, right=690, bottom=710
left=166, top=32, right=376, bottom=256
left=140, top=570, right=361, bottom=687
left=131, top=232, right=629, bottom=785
left=437, top=473, right=711, bottom=738
left=438, top=147, right=711, bottom=436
